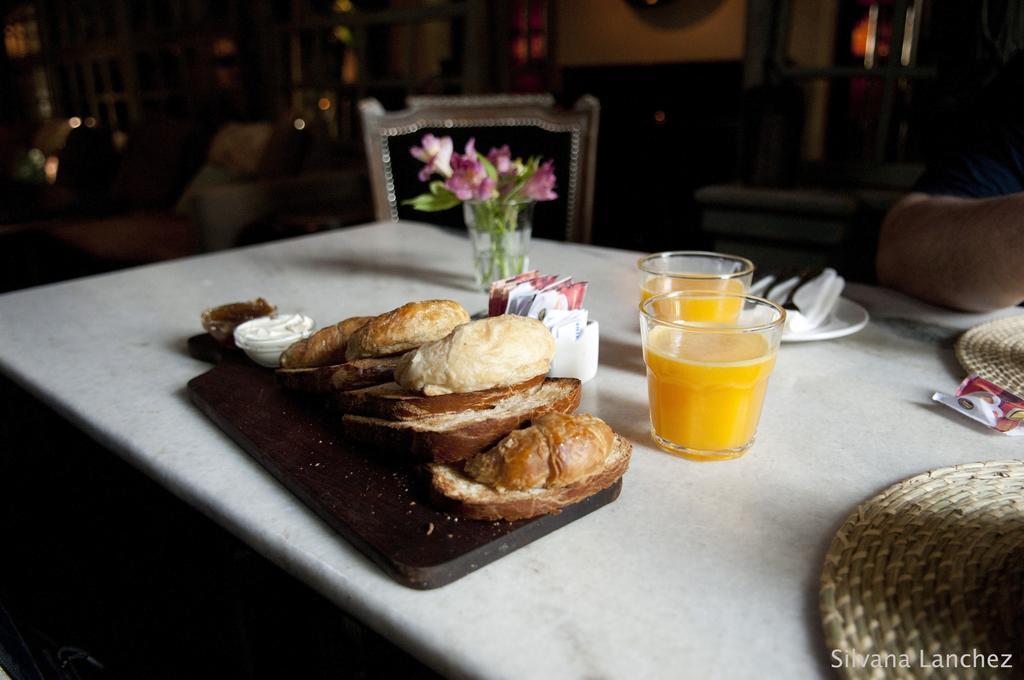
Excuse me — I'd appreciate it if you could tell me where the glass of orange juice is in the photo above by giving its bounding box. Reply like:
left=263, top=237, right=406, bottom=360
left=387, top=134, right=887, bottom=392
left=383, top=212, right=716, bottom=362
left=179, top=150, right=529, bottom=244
left=638, top=251, right=754, bottom=323
left=640, top=291, right=785, bottom=461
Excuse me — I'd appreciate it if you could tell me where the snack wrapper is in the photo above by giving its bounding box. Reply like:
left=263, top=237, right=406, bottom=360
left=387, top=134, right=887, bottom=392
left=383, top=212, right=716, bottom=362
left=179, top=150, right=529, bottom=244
left=932, top=374, right=1024, bottom=436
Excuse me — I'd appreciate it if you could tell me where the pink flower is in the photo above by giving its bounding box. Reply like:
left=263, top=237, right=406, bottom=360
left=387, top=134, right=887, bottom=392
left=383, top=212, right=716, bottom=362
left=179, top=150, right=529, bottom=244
left=522, top=159, right=557, bottom=201
left=487, top=145, right=514, bottom=175
left=444, top=138, right=497, bottom=201
left=410, top=133, right=453, bottom=181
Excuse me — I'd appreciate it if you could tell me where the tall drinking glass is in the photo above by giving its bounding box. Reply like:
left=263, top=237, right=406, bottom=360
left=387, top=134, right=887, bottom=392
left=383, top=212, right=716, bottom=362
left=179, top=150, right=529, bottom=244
left=638, top=251, right=754, bottom=323
left=640, top=291, right=785, bottom=461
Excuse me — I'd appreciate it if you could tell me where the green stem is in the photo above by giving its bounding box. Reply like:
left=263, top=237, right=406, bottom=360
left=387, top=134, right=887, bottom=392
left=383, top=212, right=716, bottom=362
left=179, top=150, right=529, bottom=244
left=470, top=199, right=529, bottom=287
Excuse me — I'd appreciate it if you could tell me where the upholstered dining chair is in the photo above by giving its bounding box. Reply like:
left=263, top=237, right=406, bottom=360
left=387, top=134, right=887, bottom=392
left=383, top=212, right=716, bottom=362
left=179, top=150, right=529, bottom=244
left=358, top=94, right=599, bottom=243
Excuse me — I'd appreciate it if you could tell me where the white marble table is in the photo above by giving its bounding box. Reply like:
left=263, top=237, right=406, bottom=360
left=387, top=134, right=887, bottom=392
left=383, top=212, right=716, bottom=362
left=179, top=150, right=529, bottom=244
left=1, top=222, right=1021, bottom=679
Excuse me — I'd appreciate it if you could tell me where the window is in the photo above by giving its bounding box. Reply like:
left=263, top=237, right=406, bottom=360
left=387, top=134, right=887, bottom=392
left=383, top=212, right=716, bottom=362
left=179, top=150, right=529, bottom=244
left=774, top=0, right=937, bottom=165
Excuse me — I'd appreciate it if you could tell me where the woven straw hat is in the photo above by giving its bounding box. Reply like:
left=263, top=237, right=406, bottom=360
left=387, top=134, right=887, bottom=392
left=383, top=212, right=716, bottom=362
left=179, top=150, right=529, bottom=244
left=956, top=315, right=1024, bottom=395
left=820, top=460, right=1024, bottom=679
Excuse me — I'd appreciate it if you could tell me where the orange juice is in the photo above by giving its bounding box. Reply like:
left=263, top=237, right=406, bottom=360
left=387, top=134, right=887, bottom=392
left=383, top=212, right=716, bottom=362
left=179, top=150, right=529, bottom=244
left=644, top=326, right=776, bottom=457
left=640, top=276, right=745, bottom=323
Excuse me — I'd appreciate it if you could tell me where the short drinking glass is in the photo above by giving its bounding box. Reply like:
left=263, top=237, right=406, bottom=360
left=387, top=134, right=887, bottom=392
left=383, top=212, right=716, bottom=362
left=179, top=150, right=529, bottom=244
left=638, top=251, right=754, bottom=323
left=640, top=291, right=785, bottom=461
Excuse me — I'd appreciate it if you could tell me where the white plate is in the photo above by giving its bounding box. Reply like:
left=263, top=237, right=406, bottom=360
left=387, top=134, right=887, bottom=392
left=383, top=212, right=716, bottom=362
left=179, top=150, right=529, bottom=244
left=782, top=297, right=869, bottom=342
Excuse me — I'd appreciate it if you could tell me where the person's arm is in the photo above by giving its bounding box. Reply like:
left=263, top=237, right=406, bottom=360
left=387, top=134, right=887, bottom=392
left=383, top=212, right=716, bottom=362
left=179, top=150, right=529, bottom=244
left=876, top=191, right=1024, bottom=312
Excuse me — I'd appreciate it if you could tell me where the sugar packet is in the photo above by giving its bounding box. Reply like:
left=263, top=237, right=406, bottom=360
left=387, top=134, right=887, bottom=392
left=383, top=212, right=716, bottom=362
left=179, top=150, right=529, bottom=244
left=932, top=374, right=1024, bottom=435
left=540, top=308, right=589, bottom=341
left=488, top=271, right=540, bottom=316
left=488, top=271, right=588, bottom=318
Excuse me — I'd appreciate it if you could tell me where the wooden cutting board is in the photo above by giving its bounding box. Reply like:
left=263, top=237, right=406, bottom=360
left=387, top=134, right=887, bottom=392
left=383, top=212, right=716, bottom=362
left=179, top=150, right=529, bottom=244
left=186, top=335, right=622, bottom=589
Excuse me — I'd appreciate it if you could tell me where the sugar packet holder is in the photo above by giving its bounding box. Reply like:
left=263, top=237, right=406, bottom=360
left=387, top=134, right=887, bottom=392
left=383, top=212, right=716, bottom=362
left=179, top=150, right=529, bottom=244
left=489, top=271, right=599, bottom=383
left=932, top=374, right=1024, bottom=436
left=544, top=310, right=599, bottom=384
left=540, top=308, right=600, bottom=384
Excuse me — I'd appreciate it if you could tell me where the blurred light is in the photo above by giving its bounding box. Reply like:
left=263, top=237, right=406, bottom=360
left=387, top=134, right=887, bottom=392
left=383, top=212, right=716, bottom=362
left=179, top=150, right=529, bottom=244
left=333, top=0, right=354, bottom=13
left=27, top=148, right=45, bottom=165
left=851, top=16, right=868, bottom=58
left=513, top=37, right=528, bottom=65
left=530, top=35, right=546, bottom=59
left=112, top=131, right=128, bottom=150
left=318, top=97, right=331, bottom=111
left=342, top=49, right=358, bottom=84
left=901, top=6, right=916, bottom=66
left=644, top=0, right=659, bottom=5
left=32, top=67, right=50, bottom=118
left=4, top=14, right=42, bottom=59
left=862, top=5, right=882, bottom=68
left=44, top=155, right=59, bottom=184
left=68, top=116, right=82, bottom=128
left=293, top=118, right=306, bottom=130
left=84, top=116, right=97, bottom=128
left=213, top=37, right=237, bottom=58
left=333, top=25, right=353, bottom=45
left=653, top=110, right=666, bottom=124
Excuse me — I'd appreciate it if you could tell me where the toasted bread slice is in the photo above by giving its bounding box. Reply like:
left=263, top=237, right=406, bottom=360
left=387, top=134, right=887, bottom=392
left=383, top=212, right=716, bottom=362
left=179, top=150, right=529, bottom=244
left=341, top=378, right=582, bottom=462
left=429, top=434, right=632, bottom=521
left=276, top=356, right=400, bottom=393
left=335, top=374, right=546, bottom=420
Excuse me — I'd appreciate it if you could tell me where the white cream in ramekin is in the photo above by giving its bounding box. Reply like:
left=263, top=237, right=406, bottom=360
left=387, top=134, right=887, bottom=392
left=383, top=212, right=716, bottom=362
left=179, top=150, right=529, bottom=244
left=233, top=313, right=315, bottom=367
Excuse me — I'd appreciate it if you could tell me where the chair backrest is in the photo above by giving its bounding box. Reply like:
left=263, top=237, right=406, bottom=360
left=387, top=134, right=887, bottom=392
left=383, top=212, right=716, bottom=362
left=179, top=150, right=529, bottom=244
left=359, top=94, right=599, bottom=243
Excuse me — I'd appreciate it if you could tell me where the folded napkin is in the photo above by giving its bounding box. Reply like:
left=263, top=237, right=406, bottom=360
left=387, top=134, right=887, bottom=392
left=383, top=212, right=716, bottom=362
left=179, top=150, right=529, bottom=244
left=750, top=268, right=845, bottom=334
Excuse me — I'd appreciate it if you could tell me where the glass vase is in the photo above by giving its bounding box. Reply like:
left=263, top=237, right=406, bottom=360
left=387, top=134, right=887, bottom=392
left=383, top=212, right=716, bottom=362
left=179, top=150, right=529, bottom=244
left=463, top=199, right=534, bottom=290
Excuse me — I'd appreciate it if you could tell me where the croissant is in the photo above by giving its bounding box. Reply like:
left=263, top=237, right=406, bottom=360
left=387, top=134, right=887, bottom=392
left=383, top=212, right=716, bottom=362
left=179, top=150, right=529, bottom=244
left=279, top=316, right=374, bottom=368
left=464, top=412, right=614, bottom=491
left=345, top=299, right=470, bottom=361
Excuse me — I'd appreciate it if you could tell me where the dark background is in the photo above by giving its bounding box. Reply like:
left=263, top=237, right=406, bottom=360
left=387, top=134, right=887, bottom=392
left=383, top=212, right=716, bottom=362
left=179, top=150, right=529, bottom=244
left=0, top=374, right=442, bottom=679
